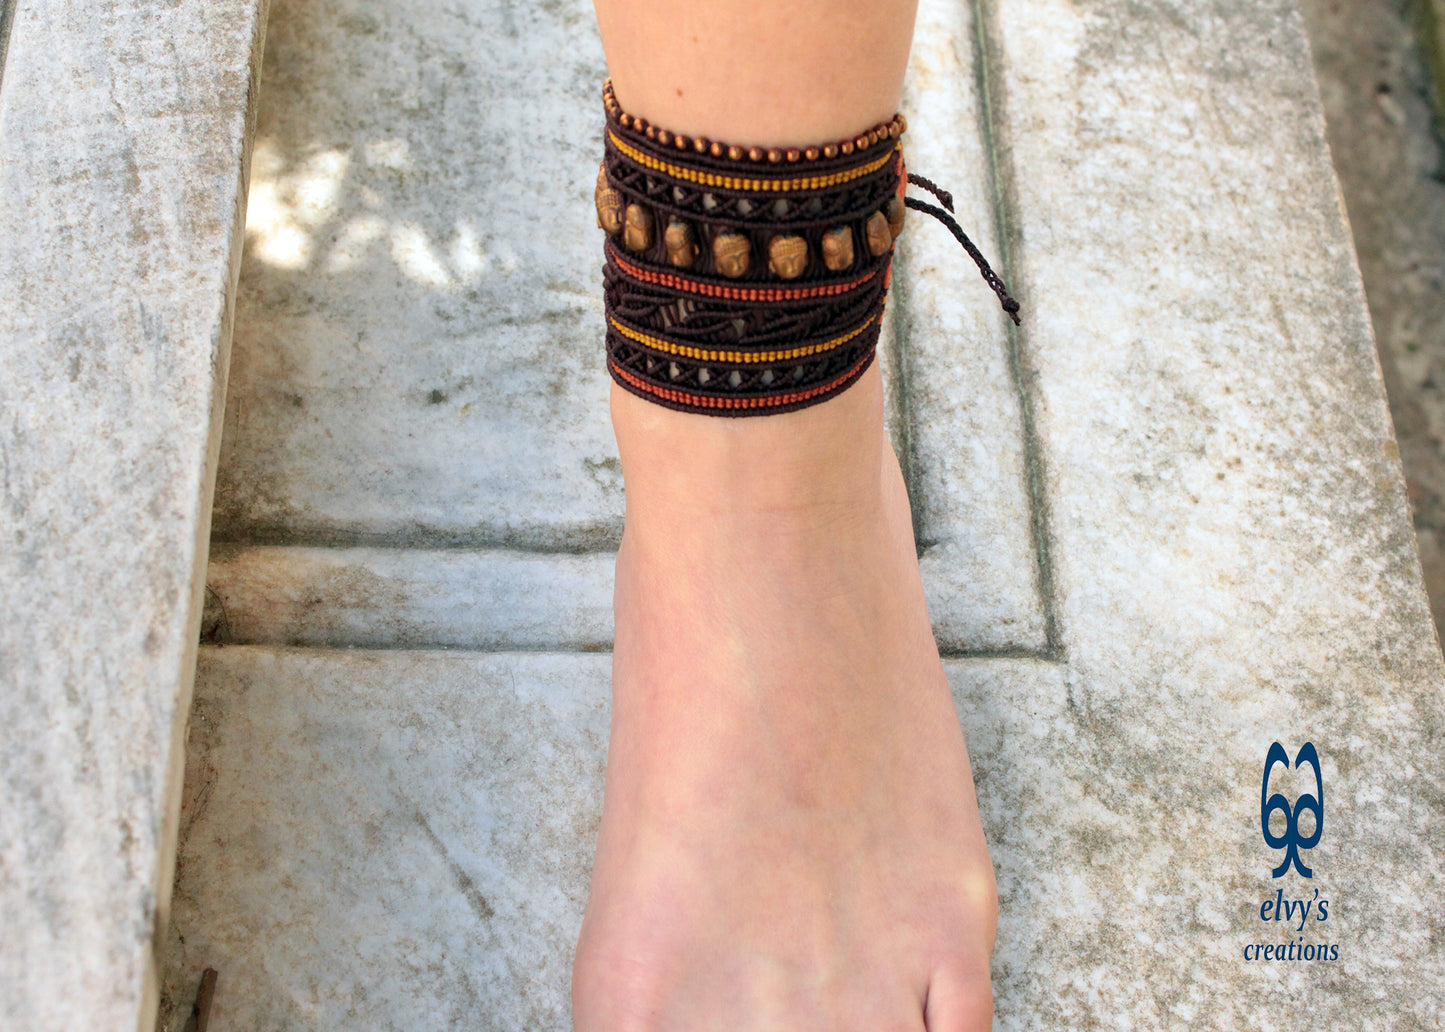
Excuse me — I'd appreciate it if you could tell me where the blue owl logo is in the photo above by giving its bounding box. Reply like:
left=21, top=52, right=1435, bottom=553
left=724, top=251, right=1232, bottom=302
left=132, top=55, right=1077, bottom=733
left=1261, top=741, right=1323, bottom=878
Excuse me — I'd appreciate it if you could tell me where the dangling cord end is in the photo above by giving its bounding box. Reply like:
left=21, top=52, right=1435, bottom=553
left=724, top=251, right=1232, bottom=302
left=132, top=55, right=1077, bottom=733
left=907, top=173, right=954, bottom=213
left=904, top=185, right=1021, bottom=326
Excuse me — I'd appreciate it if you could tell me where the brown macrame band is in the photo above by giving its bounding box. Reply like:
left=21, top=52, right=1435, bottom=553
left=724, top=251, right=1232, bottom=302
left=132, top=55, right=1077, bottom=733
left=596, top=78, right=1018, bottom=417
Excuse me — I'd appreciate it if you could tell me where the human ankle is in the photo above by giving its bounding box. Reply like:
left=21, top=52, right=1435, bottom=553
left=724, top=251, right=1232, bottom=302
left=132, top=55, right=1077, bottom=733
left=608, top=367, right=890, bottom=531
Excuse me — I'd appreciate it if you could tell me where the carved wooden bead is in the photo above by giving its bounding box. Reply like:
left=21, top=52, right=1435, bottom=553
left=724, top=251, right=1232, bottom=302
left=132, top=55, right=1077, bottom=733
left=821, top=226, right=854, bottom=271
left=665, top=219, right=698, bottom=269
left=595, top=164, right=623, bottom=235
left=713, top=233, right=751, bottom=278
left=767, top=235, right=808, bottom=279
left=865, top=211, right=893, bottom=256
left=624, top=204, right=654, bottom=253
left=885, top=195, right=906, bottom=239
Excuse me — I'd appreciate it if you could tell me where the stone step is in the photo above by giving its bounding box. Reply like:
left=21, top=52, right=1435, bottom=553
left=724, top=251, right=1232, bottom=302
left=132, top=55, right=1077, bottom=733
left=163, top=634, right=1441, bottom=1028
left=206, top=0, right=1049, bottom=652
left=158, top=0, right=1445, bottom=1024
left=0, top=2, right=268, bottom=1030
left=199, top=540, right=1044, bottom=655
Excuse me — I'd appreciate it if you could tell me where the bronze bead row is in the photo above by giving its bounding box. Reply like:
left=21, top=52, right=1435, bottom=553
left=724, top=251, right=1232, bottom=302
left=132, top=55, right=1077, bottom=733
left=596, top=164, right=906, bottom=279
left=602, top=77, right=907, bottom=164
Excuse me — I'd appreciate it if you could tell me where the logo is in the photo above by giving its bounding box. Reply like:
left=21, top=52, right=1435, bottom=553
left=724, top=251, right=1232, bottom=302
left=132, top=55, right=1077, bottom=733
left=1261, top=741, right=1323, bottom=878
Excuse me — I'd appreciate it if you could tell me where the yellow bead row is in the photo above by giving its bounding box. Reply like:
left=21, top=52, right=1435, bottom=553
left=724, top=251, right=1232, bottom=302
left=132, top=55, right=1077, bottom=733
left=608, top=312, right=877, bottom=364
left=607, top=131, right=898, bottom=193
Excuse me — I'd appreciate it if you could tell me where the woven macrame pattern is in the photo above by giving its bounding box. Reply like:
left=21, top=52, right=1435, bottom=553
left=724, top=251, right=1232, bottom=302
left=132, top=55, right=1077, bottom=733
left=596, top=79, right=1019, bottom=417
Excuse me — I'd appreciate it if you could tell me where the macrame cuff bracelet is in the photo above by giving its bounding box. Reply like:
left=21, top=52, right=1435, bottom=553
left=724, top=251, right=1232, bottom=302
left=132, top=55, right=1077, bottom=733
left=595, top=77, right=1018, bottom=418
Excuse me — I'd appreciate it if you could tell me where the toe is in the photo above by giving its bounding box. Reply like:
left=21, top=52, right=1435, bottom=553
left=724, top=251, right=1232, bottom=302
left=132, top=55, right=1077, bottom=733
left=923, top=959, right=994, bottom=1032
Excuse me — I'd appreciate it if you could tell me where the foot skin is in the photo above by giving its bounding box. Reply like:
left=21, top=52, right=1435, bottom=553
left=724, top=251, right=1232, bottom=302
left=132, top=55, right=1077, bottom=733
left=572, top=364, right=998, bottom=1032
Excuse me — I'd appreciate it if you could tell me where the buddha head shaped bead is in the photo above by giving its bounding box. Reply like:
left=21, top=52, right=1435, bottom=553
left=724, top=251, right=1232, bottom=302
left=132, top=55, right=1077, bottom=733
left=594, top=163, right=623, bottom=236
left=623, top=203, right=654, bottom=253
left=665, top=219, right=698, bottom=269
left=885, top=195, right=906, bottom=239
left=712, top=233, right=751, bottom=278
left=865, top=210, right=893, bottom=257
left=767, top=235, right=808, bottom=279
left=821, top=227, right=854, bottom=272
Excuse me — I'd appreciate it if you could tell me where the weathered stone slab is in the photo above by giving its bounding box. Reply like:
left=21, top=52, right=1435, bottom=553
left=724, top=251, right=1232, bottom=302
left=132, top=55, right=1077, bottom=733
left=898, top=0, right=1050, bottom=653
left=155, top=648, right=1064, bottom=1031
left=0, top=1, right=268, bottom=1029
left=202, top=544, right=615, bottom=651
left=978, top=0, right=1445, bottom=1020
left=209, top=0, right=1047, bottom=651
left=1300, top=0, right=1445, bottom=634
left=157, top=0, right=1445, bottom=1027
left=156, top=648, right=611, bottom=1032
left=161, top=626, right=1444, bottom=1029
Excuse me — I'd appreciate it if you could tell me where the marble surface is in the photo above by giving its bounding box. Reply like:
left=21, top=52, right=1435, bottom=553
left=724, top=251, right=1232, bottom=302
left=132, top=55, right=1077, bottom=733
left=0, top=1, right=268, bottom=1029
left=206, top=0, right=1047, bottom=653
left=1299, top=0, right=1445, bottom=637
left=157, top=0, right=1445, bottom=1028
left=202, top=544, right=616, bottom=651
left=157, top=649, right=610, bottom=1032
left=161, top=639, right=1444, bottom=1029
left=980, top=0, right=1445, bottom=1015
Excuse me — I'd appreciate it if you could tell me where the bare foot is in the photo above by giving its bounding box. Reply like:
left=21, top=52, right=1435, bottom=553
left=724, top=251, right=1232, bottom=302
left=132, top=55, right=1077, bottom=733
left=572, top=363, right=997, bottom=1032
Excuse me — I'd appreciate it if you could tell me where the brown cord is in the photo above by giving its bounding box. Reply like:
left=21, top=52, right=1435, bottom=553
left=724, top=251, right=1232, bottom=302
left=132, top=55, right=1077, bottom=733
left=597, top=84, right=1021, bottom=415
